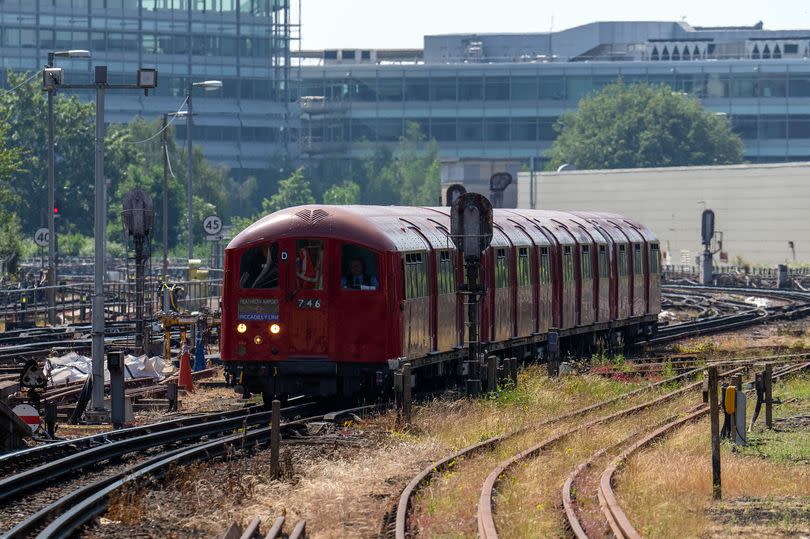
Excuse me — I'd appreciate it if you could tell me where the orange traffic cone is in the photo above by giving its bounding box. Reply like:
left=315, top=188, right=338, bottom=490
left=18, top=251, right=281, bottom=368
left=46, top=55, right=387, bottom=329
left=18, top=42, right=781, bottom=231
left=178, top=344, right=194, bottom=392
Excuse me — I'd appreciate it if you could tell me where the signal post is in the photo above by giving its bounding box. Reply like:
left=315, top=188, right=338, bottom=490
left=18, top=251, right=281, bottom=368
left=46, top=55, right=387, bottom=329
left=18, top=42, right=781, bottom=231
left=450, top=193, right=493, bottom=396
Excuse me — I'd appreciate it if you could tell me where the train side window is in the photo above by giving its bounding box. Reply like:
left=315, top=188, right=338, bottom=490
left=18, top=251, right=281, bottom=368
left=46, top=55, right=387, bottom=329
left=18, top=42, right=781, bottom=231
left=517, top=247, right=531, bottom=287
left=598, top=245, right=609, bottom=279
left=539, top=247, right=551, bottom=285
left=563, top=245, right=574, bottom=282
left=495, top=248, right=509, bottom=288
left=404, top=252, right=427, bottom=299
left=296, top=239, right=323, bottom=290
left=618, top=245, right=628, bottom=277
left=341, top=244, right=379, bottom=290
left=650, top=243, right=661, bottom=275
left=239, top=243, right=279, bottom=289
left=633, top=244, right=643, bottom=275
left=581, top=245, right=592, bottom=280
left=438, top=250, right=455, bottom=295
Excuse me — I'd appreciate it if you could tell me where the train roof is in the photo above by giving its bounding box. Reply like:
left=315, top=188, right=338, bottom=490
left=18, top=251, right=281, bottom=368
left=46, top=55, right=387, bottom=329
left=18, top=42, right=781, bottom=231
left=227, top=205, right=657, bottom=252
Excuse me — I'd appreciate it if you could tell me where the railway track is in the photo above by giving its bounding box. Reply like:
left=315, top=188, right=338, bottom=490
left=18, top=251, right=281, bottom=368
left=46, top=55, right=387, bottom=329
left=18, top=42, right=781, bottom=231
left=653, top=284, right=810, bottom=345
left=388, top=356, right=810, bottom=539
left=568, top=361, right=810, bottom=539
left=0, top=399, right=338, bottom=538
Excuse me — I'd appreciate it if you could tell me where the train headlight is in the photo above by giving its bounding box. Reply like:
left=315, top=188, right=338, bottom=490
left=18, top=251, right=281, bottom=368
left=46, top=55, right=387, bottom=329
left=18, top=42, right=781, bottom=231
left=254, top=335, right=264, bottom=345
left=237, top=323, right=247, bottom=334
left=269, top=323, right=281, bottom=335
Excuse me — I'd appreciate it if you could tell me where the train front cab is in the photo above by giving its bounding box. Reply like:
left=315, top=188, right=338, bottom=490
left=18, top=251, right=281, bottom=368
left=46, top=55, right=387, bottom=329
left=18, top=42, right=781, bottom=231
left=224, top=235, right=392, bottom=400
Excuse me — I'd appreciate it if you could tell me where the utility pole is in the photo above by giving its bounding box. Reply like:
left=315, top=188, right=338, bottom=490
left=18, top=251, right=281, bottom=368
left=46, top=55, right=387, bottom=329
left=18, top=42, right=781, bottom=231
left=43, top=49, right=91, bottom=325
left=185, top=80, right=222, bottom=262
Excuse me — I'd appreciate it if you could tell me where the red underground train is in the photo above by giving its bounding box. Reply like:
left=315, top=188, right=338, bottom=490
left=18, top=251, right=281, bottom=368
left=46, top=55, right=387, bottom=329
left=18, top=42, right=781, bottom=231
left=221, top=205, right=661, bottom=401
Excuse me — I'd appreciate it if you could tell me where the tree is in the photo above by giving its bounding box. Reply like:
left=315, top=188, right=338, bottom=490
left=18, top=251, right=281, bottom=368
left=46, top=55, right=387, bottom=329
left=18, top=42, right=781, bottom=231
left=0, top=123, right=23, bottom=265
left=261, top=167, right=315, bottom=214
left=359, top=122, right=440, bottom=206
left=323, top=180, right=360, bottom=205
left=546, top=81, right=745, bottom=170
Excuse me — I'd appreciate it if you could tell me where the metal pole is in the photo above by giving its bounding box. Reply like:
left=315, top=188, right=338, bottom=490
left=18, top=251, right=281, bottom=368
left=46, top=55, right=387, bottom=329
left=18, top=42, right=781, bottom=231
left=91, top=67, right=106, bottom=414
left=271, top=399, right=281, bottom=479
left=402, top=362, right=412, bottom=424
left=465, top=259, right=481, bottom=396
left=186, top=84, right=193, bottom=261
left=765, top=363, right=773, bottom=429
left=708, top=367, right=721, bottom=500
left=162, top=114, right=169, bottom=280
left=47, top=84, right=56, bottom=326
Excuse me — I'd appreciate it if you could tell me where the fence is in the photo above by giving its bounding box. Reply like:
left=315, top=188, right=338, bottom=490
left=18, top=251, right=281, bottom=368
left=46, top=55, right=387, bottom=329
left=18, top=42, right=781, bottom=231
left=664, top=265, right=810, bottom=280
left=0, top=278, right=222, bottom=328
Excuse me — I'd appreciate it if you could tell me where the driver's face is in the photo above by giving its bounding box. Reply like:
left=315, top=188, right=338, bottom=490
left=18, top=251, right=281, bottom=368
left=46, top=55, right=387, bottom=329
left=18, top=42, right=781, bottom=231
left=350, top=260, right=363, bottom=275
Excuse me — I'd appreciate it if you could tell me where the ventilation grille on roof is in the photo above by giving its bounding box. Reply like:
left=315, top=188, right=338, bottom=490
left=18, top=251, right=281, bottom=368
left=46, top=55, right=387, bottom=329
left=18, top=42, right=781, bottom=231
left=295, top=209, right=329, bottom=224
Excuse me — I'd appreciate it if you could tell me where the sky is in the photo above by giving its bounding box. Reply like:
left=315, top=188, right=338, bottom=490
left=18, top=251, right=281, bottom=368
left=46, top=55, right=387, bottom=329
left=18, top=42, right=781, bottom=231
left=296, top=0, right=810, bottom=50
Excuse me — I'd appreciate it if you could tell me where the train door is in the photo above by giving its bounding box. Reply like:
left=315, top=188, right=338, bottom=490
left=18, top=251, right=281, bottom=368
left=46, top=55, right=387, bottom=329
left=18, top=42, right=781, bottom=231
left=335, top=243, right=387, bottom=363
left=279, top=238, right=329, bottom=357
left=436, top=249, right=458, bottom=351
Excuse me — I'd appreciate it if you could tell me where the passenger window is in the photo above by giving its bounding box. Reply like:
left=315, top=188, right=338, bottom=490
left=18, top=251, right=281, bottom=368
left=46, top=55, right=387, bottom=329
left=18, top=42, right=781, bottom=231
left=239, top=243, right=279, bottom=289
left=438, top=250, right=455, bottom=295
left=618, top=245, right=628, bottom=277
left=341, top=244, right=379, bottom=290
left=495, top=249, right=509, bottom=288
left=634, top=244, right=643, bottom=275
left=404, top=252, right=427, bottom=299
left=517, top=247, right=531, bottom=287
left=539, top=247, right=551, bottom=285
left=599, top=245, right=609, bottom=279
left=650, top=243, right=661, bottom=275
left=581, top=245, right=592, bottom=280
left=563, top=246, right=574, bottom=282
left=295, top=239, right=323, bottom=290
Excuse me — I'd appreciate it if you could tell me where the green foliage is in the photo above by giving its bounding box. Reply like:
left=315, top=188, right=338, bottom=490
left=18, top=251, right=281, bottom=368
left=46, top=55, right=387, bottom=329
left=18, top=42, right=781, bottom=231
left=0, top=122, right=24, bottom=264
left=363, top=122, right=440, bottom=206
left=323, top=180, right=360, bottom=205
left=58, top=231, right=94, bottom=257
left=546, top=81, right=745, bottom=170
left=260, top=167, right=315, bottom=214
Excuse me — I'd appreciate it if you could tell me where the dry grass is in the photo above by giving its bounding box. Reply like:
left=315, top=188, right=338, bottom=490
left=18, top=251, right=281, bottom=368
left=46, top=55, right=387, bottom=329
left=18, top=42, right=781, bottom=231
left=495, top=393, right=700, bottom=538
left=617, top=396, right=810, bottom=538
left=676, top=319, right=810, bottom=356
left=410, top=369, right=673, bottom=537
left=101, top=421, right=446, bottom=538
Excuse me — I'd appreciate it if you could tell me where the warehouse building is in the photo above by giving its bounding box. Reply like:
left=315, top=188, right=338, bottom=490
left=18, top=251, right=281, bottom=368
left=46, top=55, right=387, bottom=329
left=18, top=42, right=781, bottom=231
left=515, top=162, right=810, bottom=266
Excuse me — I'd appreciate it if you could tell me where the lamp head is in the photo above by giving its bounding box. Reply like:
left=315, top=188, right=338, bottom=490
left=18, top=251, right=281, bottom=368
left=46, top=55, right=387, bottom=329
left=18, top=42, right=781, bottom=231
left=194, top=80, right=223, bottom=91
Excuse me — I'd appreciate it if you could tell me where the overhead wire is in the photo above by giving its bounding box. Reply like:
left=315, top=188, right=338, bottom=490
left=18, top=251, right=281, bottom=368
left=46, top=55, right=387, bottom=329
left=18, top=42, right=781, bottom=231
left=125, top=95, right=189, bottom=145
left=0, top=70, right=43, bottom=95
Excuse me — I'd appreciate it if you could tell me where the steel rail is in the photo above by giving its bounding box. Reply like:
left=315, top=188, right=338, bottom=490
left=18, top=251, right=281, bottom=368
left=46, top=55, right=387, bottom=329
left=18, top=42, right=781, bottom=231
left=596, top=361, right=810, bottom=539
left=391, top=368, right=702, bottom=539
left=0, top=401, right=315, bottom=503
left=5, top=413, right=317, bottom=539
left=474, top=368, right=744, bottom=539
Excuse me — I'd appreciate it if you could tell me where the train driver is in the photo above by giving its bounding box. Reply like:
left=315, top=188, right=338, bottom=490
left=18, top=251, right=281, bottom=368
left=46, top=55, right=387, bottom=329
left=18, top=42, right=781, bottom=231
left=342, top=258, right=378, bottom=290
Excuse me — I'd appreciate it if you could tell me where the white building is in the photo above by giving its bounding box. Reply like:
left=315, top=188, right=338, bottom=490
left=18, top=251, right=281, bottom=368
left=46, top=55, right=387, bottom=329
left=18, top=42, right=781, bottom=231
left=517, top=162, right=810, bottom=266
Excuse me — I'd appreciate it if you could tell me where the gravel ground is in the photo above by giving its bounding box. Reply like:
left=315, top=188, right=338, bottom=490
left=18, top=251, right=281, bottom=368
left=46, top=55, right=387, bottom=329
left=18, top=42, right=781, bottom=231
left=79, top=416, right=445, bottom=539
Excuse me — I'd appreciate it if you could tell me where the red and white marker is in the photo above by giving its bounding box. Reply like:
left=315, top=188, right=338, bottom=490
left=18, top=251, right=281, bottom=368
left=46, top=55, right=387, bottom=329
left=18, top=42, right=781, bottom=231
left=12, top=404, right=40, bottom=433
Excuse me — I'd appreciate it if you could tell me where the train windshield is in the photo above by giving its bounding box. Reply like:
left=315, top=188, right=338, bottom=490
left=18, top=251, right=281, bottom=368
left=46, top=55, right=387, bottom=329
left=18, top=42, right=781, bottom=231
left=239, top=243, right=279, bottom=289
left=341, top=244, right=379, bottom=290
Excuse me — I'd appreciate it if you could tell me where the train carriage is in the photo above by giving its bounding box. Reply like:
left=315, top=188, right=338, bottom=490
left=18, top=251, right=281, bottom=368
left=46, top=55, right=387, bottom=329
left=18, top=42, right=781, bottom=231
left=221, top=205, right=660, bottom=401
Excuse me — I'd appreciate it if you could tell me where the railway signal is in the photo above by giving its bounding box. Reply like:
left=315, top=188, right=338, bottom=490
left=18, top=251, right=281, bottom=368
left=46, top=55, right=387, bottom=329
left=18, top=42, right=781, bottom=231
left=450, top=193, right=494, bottom=396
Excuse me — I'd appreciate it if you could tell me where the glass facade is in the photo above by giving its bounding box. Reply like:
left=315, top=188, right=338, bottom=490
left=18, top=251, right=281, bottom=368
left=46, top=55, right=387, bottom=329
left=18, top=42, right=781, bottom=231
left=298, top=61, right=810, bottom=164
left=0, top=0, right=295, bottom=176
